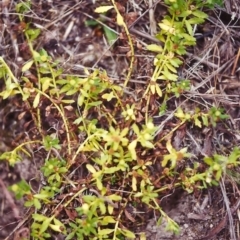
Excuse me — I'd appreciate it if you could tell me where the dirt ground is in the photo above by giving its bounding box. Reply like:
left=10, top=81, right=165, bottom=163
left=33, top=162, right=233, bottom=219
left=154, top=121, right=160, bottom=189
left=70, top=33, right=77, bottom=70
left=1, top=0, right=240, bottom=239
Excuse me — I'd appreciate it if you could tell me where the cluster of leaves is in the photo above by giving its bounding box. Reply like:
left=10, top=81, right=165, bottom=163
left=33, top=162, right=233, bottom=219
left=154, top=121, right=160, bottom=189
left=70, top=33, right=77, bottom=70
left=2, top=0, right=239, bottom=239
left=146, top=0, right=214, bottom=96
left=174, top=106, right=229, bottom=128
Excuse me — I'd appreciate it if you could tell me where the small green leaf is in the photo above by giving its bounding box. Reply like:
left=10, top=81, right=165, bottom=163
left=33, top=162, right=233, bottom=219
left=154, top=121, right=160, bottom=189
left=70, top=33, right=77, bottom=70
left=49, top=224, right=63, bottom=232
left=194, top=116, right=202, bottom=128
left=134, top=192, right=143, bottom=197
left=128, top=140, right=137, bottom=160
left=33, top=92, right=40, bottom=108
left=165, top=218, right=180, bottom=234
left=52, top=218, right=65, bottom=232
left=132, top=176, right=137, bottom=191
left=33, top=198, right=41, bottom=209
left=169, top=58, right=182, bottom=67
left=40, top=217, right=53, bottom=234
left=102, top=216, right=116, bottom=224
left=85, top=19, right=98, bottom=27
left=108, top=194, right=122, bottom=201
left=86, top=164, right=96, bottom=173
left=32, top=213, right=47, bottom=222
left=104, top=167, right=119, bottom=174
left=188, top=17, right=205, bottom=24
left=26, top=28, right=41, bottom=41
left=165, top=63, right=177, bottom=73
left=143, top=140, right=154, bottom=148
left=77, top=94, right=84, bottom=106
left=87, top=101, right=102, bottom=107
left=22, top=60, right=34, bottom=72
left=146, top=44, right=163, bottom=52
left=41, top=78, right=51, bottom=92
left=201, top=115, right=209, bottom=126
left=204, top=156, right=214, bottom=166
left=192, top=10, right=208, bottom=19
left=122, top=229, right=135, bottom=239
left=99, top=202, right=106, bottom=214
left=108, top=205, right=114, bottom=215
left=24, top=200, right=34, bottom=207
left=32, top=50, right=40, bottom=59
left=96, top=178, right=103, bottom=190
left=102, top=92, right=115, bottom=101
left=34, top=193, right=50, bottom=200
left=66, top=88, right=78, bottom=95
left=103, top=26, right=117, bottom=44
left=95, top=6, right=114, bottom=13
left=66, top=232, right=76, bottom=240
left=132, top=124, right=140, bottom=135
left=180, top=33, right=196, bottom=43
left=16, top=2, right=31, bottom=14
left=155, top=84, right=162, bottom=97
left=98, top=228, right=114, bottom=235
left=159, top=23, right=175, bottom=34
left=117, top=13, right=124, bottom=26
left=185, top=20, right=193, bottom=36
left=178, top=10, right=192, bottom=18
left=61, top=99, right=75, bottom=104
left=162, top=71, right=178, bottom=81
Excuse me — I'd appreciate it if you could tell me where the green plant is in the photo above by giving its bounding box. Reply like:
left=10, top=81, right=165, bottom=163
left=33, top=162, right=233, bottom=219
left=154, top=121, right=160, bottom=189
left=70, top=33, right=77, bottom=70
left=1, top=0, right=231, bottom=239
left=167, top=80, right=191, bottom=97
left=31, top=214, right=66, bottom=240
left=145, top=1, right=208, bottom=96
left=174, top=106, right=228, bottom=128
left=85, top=18, right=118, bottom=45
left=204, top=147, right=240, bottom=185
left=143, top=0, right=223, bottom=124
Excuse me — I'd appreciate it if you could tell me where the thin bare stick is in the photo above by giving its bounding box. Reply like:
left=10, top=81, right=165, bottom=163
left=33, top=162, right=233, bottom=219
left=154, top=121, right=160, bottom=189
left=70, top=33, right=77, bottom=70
left=149, top=0, right=157, bottom=36
left=110, top=0, right=135, bottom=87
left=231, top=48, right=240, bottom=75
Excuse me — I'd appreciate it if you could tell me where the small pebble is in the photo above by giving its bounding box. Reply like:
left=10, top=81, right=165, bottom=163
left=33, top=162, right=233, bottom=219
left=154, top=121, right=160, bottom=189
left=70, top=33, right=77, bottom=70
left=184, top=224, right=189, bottom=228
